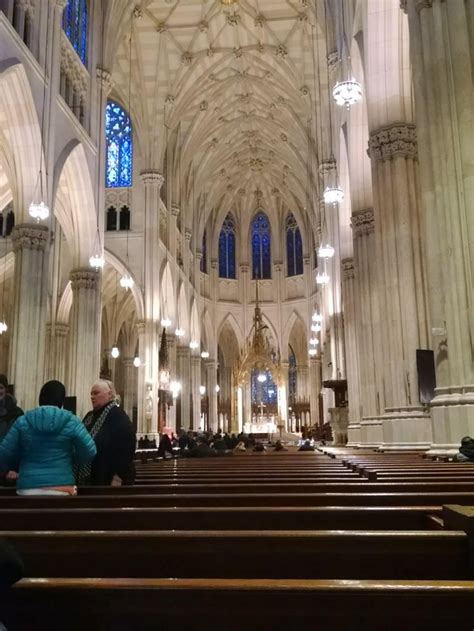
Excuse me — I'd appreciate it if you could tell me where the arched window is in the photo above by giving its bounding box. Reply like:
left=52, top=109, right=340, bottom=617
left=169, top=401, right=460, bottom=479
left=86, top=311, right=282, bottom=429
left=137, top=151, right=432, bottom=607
left=62, top=0, right=88, bottom=65
left=251, top=211, right=271, bottom=279
left=200, top=229, right=207, bottom=273
left=219, top=213, right=236, bottom=279
left=286, top=213, right=303, bottom=276
left=251, top=369, right=278, bottom=406
left=105, top=101, right=133, bottom=188
left=288, top=345, right=297, bottom=403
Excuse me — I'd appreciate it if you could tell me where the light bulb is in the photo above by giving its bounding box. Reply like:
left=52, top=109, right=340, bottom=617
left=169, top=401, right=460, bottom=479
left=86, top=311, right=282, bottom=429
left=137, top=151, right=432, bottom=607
left=0, top=320, right=7, bottom=335
left=161, top=317, right=172, bottom=328
left=133, top=356, right=141, bottom=367
left=170, top=380, right=181, bottom=398
left=28, top=201, right=50, bottom=222
left=312, top=313, right=323, bottom=323
left=333, top=78, right=363, bottom=108
left=308, top=348, right=317, bottom=356
left=215, top=384, right=220, bottom=393
left=199, top=385, right=206, bottom=395
left=111, top=346, right=120, bottom=359
left=189, top=341, right=199, bottom=349
left=309, top=337, right=319, bottom=346
left=175, top=328, right=185, bottom=337
left=318, top=244, right=335, bottom=259
left=120, top=275, right=134, bottom=290
left=323, top=186, right=344, bottom=205
left=201, top=351, right=210, bottom=359
left=89, top=254, right=105, bottom=270
left=311, top=323, right=321, bottom=333
left=257, top=373, right=267, bottom=383
left=316, top=270, right=330, bottom=285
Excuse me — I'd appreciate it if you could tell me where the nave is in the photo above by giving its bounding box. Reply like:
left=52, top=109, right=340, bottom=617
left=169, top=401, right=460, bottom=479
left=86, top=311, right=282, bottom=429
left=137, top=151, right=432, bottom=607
left=1, top=449, right=474, bottom=629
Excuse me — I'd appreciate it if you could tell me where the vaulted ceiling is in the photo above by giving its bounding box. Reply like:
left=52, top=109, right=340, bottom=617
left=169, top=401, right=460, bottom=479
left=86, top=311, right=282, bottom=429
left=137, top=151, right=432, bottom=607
left=107, top=0, right=331, bottom=231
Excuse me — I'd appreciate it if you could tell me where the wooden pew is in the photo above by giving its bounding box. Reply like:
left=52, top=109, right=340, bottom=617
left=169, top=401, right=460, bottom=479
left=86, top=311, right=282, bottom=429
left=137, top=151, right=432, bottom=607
left=2, top=530, right=469, bottom=580
left=0, top=505, right=442, bottom=531
left=3, top=578, right=474, bottom=630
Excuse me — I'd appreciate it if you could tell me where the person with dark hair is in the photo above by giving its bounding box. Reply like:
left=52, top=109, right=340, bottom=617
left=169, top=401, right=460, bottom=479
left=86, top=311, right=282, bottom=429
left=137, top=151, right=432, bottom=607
left=79, top=380, right=136, bottom=487
left=454, top=436, right=474, bottom=462
left=157, top=433, right=173, bottom=459
left=273, top=440, right=287, bottom=452
left=0, top=375, right=23, bottom=486
left=185, top=435, right=217, bottom=458
left=0, top=381, right=96, bottom=496
left=253, top=442, right=266, bottom=453
left=298, top=439, right=315, bottom=452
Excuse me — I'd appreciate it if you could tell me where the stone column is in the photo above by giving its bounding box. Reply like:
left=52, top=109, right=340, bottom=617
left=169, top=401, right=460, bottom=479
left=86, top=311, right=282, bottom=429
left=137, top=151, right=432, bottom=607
left=140, top=171, right=164, bottom=435
left=9, top=224, right=49, bottom=409
left=190, top=355, right=201, bottom=430
left=136, top=320, right=147, bottom=434
left=177, top=345, right=191, bottom=430
left=44, top=323, right=69, bottom=383
left=368, top=124, right=431, bottom=450
left=67, top=268, right=101, bottom=418
left=122, top=358, right=135, bottom=422
left=308, top=357, right=321, bottom=428
left=405, top=0, right=474, bottom=454
left=341, top=259, right=361, bottom=446
left=205, top=359, right=218, bottom=432
left=166, top=333, right=177, bottom=433
left=351, top=209, right=383, bottom=446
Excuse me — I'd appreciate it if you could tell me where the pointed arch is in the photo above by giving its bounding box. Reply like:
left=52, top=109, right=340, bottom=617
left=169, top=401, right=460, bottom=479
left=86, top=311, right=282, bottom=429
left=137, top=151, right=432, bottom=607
left=177, top=282, right=190, bottom=343
left=286, top=212, right=303, bottom=277
left=160, top=261, right=176, bottom=326
left=218, top=212, right=236, bottom=279
left=217, top=316, right=241, bottom=368
left=104, top=249, right=144, bottom=321
left=190, top=298, right=200, bottom=346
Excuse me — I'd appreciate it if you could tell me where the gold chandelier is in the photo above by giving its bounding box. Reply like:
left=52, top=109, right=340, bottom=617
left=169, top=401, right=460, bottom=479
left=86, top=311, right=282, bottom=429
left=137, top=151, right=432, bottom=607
left=221, top=0, right=238, bottom=4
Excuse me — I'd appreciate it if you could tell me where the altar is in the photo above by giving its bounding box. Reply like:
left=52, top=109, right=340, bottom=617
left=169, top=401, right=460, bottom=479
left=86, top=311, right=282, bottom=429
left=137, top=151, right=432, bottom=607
left=243, top=415, right=278, bottom=435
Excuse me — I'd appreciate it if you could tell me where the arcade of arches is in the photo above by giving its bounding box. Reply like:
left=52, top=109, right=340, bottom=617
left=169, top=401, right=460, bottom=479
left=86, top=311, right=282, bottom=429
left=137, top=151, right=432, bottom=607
left=0, top=0, right=472, bottom=455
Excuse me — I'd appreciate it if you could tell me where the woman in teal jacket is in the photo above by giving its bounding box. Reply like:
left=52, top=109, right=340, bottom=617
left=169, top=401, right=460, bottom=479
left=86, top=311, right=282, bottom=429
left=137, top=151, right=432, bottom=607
left=0, top=381, right=96, bottom=495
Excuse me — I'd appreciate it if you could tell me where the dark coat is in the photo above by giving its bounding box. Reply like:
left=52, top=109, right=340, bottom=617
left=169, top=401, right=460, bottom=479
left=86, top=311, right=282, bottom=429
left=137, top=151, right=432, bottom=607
left=0, top=538, right=23, bottom=591
left=185, top=444, right=217, bottom=458
left=87, top=405, right=136, bottom=486
left=0, top=396, right=23, bottom=441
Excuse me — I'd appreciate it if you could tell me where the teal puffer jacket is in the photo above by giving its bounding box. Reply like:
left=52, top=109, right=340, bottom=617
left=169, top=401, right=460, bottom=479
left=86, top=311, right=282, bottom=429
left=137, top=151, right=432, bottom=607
left=0, top=406, right=96, bottom=490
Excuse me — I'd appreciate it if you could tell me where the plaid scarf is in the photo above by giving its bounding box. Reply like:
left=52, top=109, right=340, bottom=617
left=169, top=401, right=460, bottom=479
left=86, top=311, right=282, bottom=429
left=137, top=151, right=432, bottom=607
left=76, top=401, right=117, bottom=484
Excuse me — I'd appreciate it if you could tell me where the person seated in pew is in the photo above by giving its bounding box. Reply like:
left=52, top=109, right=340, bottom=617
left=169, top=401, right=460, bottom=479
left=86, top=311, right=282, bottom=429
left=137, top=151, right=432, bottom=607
left=453, top=436, right=474, bottom=462
left=0, top=375, right=23, bottom=487
left=185, top=435, right=217, bottom=458
left=0, top=381, right=96, bottom=496
left=298, top=439, right=315, bottom=452
left=233, top=441, right=247, bottom=453
left=252, top=442, right=266, bottom=453
left=157, top=433, right=173, bottom=459
left=78, top=380, right=136, bottom=487
left=273, top=440, right=287, bottom=452
left=137, top=436, right=146, bottom=450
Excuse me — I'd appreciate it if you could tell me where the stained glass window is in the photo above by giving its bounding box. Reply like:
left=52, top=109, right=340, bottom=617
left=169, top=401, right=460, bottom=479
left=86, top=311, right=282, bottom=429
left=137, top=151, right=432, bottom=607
left=105, top=101, right=133, bottom=188
left=251, top=369, right=278, bottom=406
left=288, top=345, right=297, bottom=402
left=286, top=213, right=303, bottom=276
left=219, top=213, right=236, bottom=279
left=200, top=229, right=207, bottom=273
left=251, top=211, right=271, bottom=279
left=62, top=0, right=88, bottom=66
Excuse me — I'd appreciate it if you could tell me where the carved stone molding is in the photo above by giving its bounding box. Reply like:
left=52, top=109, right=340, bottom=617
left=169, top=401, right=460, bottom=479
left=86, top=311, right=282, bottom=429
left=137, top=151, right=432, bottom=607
left=136, top=320, right=146, bottom=335
left=140, top=171, right=165, bottom=188
left=70, top=268, right=100, bottom=291
left=327, top=51, right=341, bottom=74
left=318, top=158, right=337, bottom=178
left=415, top=0, right=433, bottom=13
left=54, top=323, right=70, bottom=337
left=240, top=263, right=249, bottom=273
left=210, top=259, right=218, bottom=270
left=368, top=123, right=418, bottom=162
left=351, top=208, right=375, bottom=236
left=342, top=258, right=355, bottom=279
left=177, top=345, right=191, bottom=358
left=60, top=35, right=89, bottom=96
left=166, top=334, right=176, bottom=349
left=171, top=204, right=180, bottom=217
left=185, top=229, right=192, bottom=242
left=96, top=66, right=113, bottom=95
left=12, top=224, right=49, bottom=252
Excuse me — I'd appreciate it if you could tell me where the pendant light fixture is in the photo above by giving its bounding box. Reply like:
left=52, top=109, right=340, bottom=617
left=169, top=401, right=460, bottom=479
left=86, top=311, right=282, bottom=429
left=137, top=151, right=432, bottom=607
left=318, top=243, right=335, bottom=259
left=0, top=239, right=8, bottom=335
left=332, top=0, right=362, bottom=109
left=133, top=355, right=141, bottom=367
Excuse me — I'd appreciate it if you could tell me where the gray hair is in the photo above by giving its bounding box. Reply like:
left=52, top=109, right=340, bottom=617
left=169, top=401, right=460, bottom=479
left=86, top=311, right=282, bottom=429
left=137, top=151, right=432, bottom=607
left=92, top=380, right=117, bottom=402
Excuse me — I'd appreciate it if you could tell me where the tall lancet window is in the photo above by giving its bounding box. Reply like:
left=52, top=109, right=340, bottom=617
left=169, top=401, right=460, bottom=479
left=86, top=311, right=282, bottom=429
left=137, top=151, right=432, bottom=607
left=105, top=101, right=133, bottom=188
left=251, top=369, right=278, bottom=405
left=200, top=229, right=207, bottom=273
left=288, top=345, right=297, bottom=402
left=219, top=213, right=236, bottom=279
left=251, top=211, right=271, bottom=279
left=62, top=0, right=88, bottom=65
left=286, top=213, right=303, bottom=276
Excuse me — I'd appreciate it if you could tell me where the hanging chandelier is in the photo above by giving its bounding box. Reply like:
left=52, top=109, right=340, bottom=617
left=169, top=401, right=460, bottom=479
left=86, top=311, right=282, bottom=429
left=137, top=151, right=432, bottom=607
left=309, top=337, right=319, bottom=346
left=89, top=253, right=105, bottom=270
left=257, top=372, right=267, bottom=383
left=0, top=319, right=7, bottom=335
left=221, top=0, right=238, bottom=4
left=323, top=186, right=344, bottom=205
left=308, top=348, right=317, bottom=357
left=316, top=270, right=330, bottom=285
left=175, top=327, right=185, bottom=338
left=161, top=317, right=172, bottom=328
left=333, top=78, right=362, bottom=109
left=201, top=351, right=209, bottom=359
left=29, top=201, right=50, bottom=222
left=189, top=340, right=199, bottom=349
left=312, top=312, right=323, bottom=323
left=120, top=274, right=134, bottom=290
left=111, top=345, right=120, bottom=359
left=318, top=243, right=335, bottom=259
left=311, top=323, right=321, bottom=333
left=170, top=380, right=181, bottom=398
left=133, top=356, right=141, bottom=367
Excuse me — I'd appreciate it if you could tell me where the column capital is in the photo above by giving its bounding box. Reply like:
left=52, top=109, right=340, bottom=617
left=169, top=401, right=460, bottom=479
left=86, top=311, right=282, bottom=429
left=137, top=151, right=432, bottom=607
left=123, top=357, right=135, bottom=367
left=210, top=258, right=218, bottom=270
left=239, top=263, right=249, bottom=273
left=70, top=268, right=100, bottom=291
left=11, top=224, right=49, bottom=252
left=55, top=0, right=68, bottom=8
left=185, top=229, right=192, bottom=242
left=342, top=258, right=355, bottom=279
left=136, top=320, right=146, bottom=334
left=171, top=204, right=180, bottom=217
left=351, top=208, right=375, bottom=236
left=318, top=157, right=337, bottom=178
left=177, top=345, right=191, bottom=359
left=55, top=323, right=70, bottom=337
left=96, top=66, right=113, bottom=96
left=368, top=123, right=417, bottom=162
left=166, top=334, right=176, bottom=349
left=274, top=260, right=283, bottom=272
left=140, top=170, right=165, bottom=188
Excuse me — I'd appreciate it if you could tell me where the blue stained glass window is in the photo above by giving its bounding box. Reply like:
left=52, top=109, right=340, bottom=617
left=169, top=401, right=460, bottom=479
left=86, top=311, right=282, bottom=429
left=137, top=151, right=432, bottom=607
left=105, top=101, right=133, bottom=188
left=286, top=213, right=303, bottom=276
left=251, top=211, right=271, bottom=279
left=219, top=213, right=236, bottom=279
left=288, top=345, right=297, bottom=402
left=251, top=369, right=278, bottom=406
left=62, top=0, right=88, bottom=65
left=200, top=229, right=207, bottom=273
